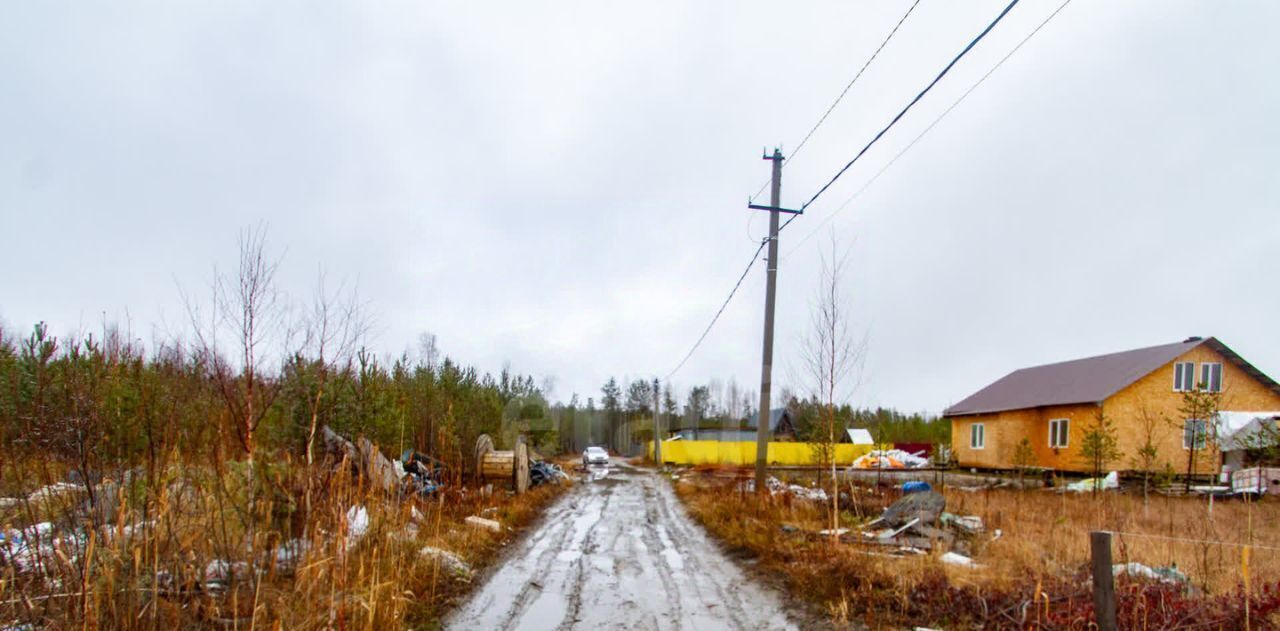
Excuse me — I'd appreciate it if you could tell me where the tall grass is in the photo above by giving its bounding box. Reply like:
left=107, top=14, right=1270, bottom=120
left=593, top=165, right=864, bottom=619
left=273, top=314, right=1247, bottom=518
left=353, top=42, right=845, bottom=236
left=0, top=451, right=565, bottom=628
left=675, top=469, right=1280, bottom=629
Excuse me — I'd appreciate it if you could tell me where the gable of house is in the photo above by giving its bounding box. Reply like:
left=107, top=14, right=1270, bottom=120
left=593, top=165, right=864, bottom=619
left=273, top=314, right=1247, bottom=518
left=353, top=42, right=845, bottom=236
left=947, top=338, right=1280, bottom=472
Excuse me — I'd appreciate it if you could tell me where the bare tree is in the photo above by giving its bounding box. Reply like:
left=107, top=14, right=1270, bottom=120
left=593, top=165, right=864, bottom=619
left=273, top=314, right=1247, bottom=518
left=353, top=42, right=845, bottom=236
left=301, top=272, right=366, bottom=468
left=1130, top=396, right=1165, bottom=504
left=186, top=226, right=288, bottom=467
left=799, top=235, right=866, bottom=539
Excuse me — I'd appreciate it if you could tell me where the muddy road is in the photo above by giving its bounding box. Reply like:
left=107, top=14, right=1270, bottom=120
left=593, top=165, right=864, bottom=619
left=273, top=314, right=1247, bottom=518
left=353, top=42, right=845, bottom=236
left=446, top=463, right=801, bottom=630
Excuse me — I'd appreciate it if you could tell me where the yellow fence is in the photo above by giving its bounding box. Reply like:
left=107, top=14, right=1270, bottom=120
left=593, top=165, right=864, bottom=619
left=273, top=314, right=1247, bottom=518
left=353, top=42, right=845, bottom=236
left=647, top=440, right=873, bottom=466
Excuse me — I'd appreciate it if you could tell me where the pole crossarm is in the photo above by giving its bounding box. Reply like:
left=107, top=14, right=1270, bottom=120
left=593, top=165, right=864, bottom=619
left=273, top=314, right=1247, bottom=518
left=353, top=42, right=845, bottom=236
left=747, top=203, right=803, bottom=215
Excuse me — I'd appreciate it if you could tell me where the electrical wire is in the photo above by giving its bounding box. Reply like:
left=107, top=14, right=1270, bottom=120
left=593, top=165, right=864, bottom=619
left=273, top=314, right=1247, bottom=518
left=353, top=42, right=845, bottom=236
left=664, top=239, right=768, bottom=380
left=781, top=0, right=1073, bottom=259
left=797, top=0, right=1022, bottom=213
left=789, top=0, right=923, bottom=167
left=748, top=0, right=923, bottom=204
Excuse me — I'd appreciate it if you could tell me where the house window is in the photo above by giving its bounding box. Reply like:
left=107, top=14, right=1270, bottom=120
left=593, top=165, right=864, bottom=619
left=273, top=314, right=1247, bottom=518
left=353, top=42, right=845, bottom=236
left=1049, top=418, right=1069, bottom=448
left=1199, top=362, right=1222, bottom=392
left=1183, top=418, right=1208, bottom=450
left=1173, top=362, right=1195, bottom=392
left=970, top=423, right=985, bottom=450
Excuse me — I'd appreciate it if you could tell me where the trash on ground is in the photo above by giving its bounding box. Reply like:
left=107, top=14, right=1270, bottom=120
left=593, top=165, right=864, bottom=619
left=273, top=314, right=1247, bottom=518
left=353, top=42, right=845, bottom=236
left=940, top=551, right=980, bottom=568
left=740, top=476, right=829, bottom=502
left=530, top=460, right=568, bottom=487
left=1065, top=471, right=1119, bottom=493
left=345, top=505, right=370, bottom=543
left=940, top=513, right=984, bottom=534
left=851, top=449, right=930, bottom=469
left=420, top=546, right=473, bottom=579
left=1113, top=562, right=1189, bottom=585
left=402, top=449, right=447, bottom=496
left=882, top=491, right=946, bottom=528
left=902, top=481, right=932, bottom=494
left=465, top=515, right=502, bottom=532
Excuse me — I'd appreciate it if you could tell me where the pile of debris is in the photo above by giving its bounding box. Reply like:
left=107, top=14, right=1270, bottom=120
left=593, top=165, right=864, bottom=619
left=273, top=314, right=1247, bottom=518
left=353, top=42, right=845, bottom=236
left=853, top=488, right=991, bottom=563
left=1064, top=471, right=1119, bottom=493
left=321, top=426, right=446, bottom=497
left=741, top=476, right=830, bottom=502
left=529, top=460, right=567, bottom=487
left=851, top=449, right=930, bottom=470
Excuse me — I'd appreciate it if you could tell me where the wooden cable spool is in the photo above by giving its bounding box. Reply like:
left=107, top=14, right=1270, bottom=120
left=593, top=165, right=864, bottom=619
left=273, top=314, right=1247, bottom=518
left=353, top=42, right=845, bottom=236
left=474, top=434, right=531, bottom=494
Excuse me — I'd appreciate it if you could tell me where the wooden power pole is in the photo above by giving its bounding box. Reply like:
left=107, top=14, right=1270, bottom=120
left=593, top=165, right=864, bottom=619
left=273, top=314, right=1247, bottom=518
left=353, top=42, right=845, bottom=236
left=653, top=378, right=662, bottom=465
left=750, top=148, right=799, bottom=493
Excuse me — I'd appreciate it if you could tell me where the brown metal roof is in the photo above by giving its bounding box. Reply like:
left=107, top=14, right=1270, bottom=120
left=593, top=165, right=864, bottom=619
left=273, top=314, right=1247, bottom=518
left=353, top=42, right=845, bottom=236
left=944, top=339, right=1207, bottom=417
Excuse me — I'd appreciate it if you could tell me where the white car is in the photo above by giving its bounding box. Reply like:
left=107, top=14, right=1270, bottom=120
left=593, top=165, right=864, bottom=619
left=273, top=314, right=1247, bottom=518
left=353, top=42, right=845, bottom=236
left=582, top=446, right=609, bottom=466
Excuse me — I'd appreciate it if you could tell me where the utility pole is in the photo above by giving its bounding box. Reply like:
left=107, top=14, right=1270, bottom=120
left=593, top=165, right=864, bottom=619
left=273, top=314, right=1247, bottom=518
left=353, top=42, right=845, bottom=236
left=653, top=378, right=662, bottom=466
left=750, top=148, right=799, bottom=493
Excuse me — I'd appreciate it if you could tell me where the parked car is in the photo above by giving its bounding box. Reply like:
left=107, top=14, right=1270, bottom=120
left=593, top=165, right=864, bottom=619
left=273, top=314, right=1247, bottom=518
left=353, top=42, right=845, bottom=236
left=583, top=446, right=609, bottom=466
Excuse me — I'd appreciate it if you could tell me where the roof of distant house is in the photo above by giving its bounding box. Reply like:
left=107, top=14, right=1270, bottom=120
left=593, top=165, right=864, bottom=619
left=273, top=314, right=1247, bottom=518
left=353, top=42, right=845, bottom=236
left=745, top=408, right=791, bottom=431
left=944, top=337, right=1280, bottom=417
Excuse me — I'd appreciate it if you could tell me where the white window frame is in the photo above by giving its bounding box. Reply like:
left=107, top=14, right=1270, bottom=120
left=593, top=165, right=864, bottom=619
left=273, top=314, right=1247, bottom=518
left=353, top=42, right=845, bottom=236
left=1173, top=361, right=1195, bottom=392
left=1199, top=362, right=1222, bottom=393
left=970, top=423, right=985, bottom=450
left=1183, top=418, right=1208, bottom=450
left=1049, top=418, right=1069, bottom=448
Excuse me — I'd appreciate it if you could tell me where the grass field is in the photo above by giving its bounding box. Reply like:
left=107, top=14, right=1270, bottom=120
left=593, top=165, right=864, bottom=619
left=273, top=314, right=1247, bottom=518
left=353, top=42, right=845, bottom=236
left=674, top=466, right=1280, bottom=629
left=0, top=455, right=568, bottom=629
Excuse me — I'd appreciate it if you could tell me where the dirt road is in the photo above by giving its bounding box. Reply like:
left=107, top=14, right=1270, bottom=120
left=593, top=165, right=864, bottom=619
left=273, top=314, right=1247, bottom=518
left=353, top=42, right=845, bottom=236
left=446, top=463, right=800, bottom=630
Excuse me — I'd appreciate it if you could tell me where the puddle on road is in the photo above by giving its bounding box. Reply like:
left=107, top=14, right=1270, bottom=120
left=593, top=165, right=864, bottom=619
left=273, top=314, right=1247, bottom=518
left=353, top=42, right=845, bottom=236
left=517, top=589, right=569, bottom=631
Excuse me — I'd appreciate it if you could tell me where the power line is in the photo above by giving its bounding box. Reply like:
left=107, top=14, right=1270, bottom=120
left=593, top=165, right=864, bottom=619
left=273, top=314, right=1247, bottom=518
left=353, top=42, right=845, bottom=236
left=783, top=0, right=1074, bottom=258
left=749, top=0, right=924, bottom=204
left=797, top=0, right=1022, bottom=213
left=789, top=0, right=923, bottom=166
left=664, top=239, right=768, bottom=381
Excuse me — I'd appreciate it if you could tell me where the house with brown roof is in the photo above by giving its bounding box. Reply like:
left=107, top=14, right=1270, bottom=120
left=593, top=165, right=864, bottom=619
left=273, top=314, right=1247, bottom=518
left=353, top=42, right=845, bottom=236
left=943, top=337, right=1280, bottom=473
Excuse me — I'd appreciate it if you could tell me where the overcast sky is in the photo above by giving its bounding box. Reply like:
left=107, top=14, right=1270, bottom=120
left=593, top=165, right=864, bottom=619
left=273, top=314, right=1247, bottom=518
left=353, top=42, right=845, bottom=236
left=3, top=1, right=1278, bottom=415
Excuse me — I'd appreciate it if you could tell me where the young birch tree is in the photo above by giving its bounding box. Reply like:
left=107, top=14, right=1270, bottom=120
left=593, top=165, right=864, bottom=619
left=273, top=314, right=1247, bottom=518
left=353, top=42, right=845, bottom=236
left=300, top=273, right=366, bottom=468
left=186, top=226, right=288, bottom=469
left=800, top=236, right=865, bottom=540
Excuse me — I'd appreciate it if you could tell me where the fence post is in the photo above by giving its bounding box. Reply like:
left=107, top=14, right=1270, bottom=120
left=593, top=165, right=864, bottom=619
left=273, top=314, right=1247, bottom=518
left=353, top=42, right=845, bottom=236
left=1091, top=530, right=1117, bottom=631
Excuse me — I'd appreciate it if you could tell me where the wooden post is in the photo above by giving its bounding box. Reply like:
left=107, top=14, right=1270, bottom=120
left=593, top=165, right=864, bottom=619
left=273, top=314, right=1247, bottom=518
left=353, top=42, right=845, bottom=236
left=1091, top=531, right=1117, bottom=631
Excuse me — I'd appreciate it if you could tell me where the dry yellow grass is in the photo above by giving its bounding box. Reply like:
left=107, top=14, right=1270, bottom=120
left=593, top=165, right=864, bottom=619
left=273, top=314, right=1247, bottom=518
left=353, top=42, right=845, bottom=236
left=674, top=469, right=1280, bottom=629
left=0, top=454, right=568, bottom=629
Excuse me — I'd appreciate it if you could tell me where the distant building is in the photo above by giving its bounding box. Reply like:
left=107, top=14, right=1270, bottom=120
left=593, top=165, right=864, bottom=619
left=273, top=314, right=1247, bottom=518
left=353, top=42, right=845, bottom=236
left=1220, top=413, right=1280, bottom=470
left=943, top=337, right=1280, bottom=473
left=846, top=428, right=874, bottom=445
left=670, top=408, right=797, bottom=442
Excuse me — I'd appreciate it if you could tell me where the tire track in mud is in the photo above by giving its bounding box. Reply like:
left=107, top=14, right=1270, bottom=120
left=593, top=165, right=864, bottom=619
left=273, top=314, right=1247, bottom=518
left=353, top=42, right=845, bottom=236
left=556, top=481, right=614, bottom=630
left=445, top=464, right=798, bottom=631
left=644, top=476, right=752, bottom=631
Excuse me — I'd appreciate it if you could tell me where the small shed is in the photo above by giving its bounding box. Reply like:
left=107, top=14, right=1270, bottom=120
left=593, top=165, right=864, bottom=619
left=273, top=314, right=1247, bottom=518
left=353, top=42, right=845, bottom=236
left=845, top=428, right=874, bottom=445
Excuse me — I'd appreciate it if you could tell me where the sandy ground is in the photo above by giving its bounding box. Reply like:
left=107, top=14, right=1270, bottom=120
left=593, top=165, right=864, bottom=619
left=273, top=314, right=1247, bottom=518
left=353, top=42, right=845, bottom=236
left=446, top=462, right=801, bottom=631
